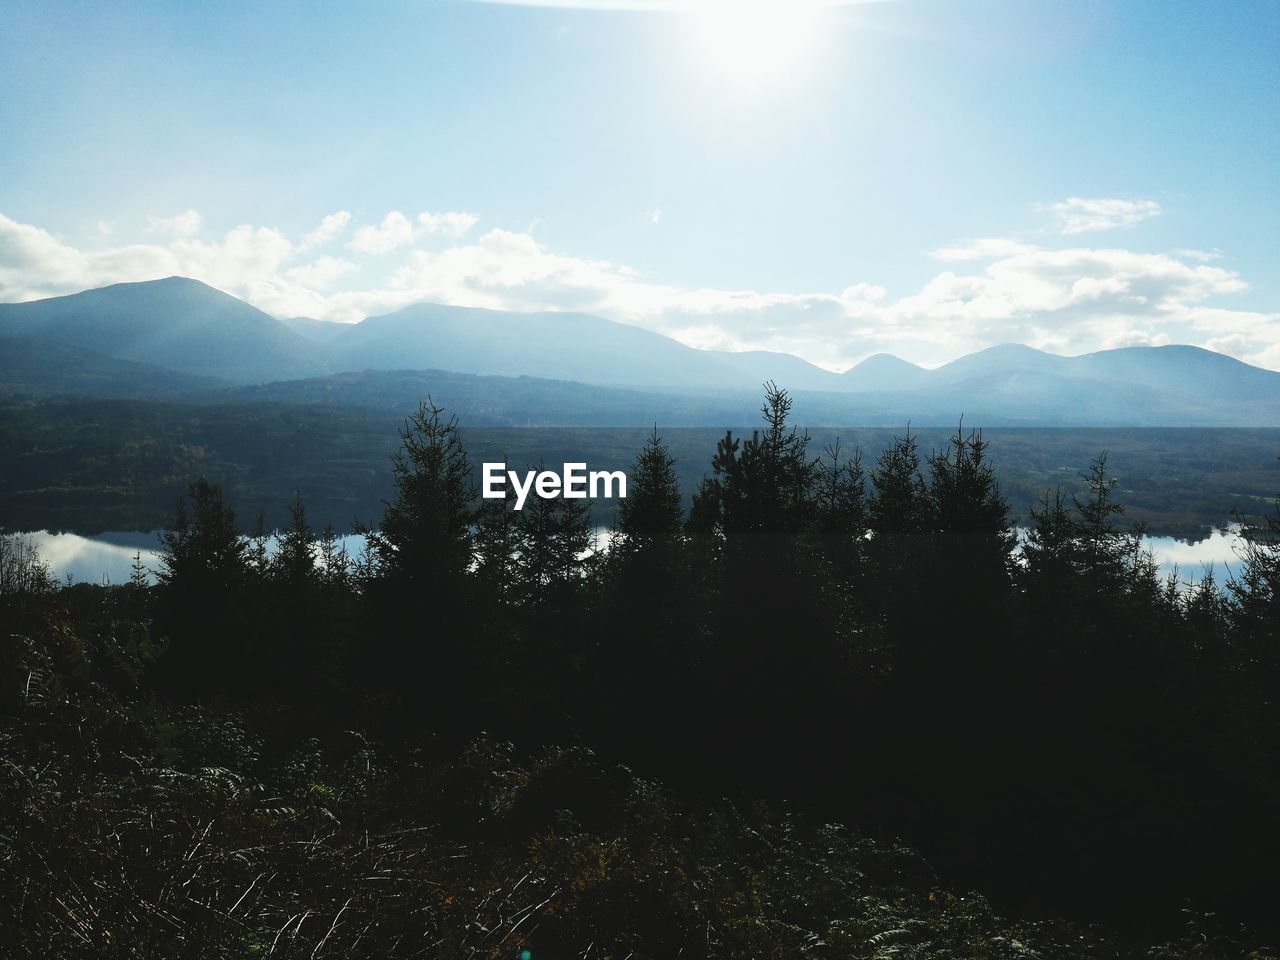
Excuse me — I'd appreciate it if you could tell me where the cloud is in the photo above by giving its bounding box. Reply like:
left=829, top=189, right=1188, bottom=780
left=840, top=282, right=886, bottom=302
left=640, top=207, right=663, bottom=224
left=0, top=209, right=1276, bottom=373
left=348, top=209, right=480, bottom=255
left=285, top=256, right=359, bottom=289
left=348, top=211, right=415, bottom=255
left=416, top=211, right=479, bottom=238
left=1173, top=247, right=1222, bottom=263
left=300, top=211, right=352, bottom=251
left=147, top=209, right=204, bottom=238
left=931, top=237, right=1038, bottom=261
left=0, top=213, right=95, bottom=297
left=1038, top=197, right=1162, bottom=235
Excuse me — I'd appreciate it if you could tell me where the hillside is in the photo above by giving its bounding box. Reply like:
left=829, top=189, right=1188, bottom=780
left=3, top=279, right=1280, bottom=425
left=0, top=336, right=223, bottom=398
left=0, top=277, right=330, bottom=384
left=325, top=302, right=758, bottom=391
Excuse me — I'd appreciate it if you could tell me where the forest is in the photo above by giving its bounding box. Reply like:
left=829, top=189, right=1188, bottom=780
left=2, top=393, right=1278, bottom=538
left=2, top=384, right=1279, bottom=958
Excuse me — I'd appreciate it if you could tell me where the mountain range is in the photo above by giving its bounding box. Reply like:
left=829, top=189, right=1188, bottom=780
left=1, top=276, right=1277, bottom=426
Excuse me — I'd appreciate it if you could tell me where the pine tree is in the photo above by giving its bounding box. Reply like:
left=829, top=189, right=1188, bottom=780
left=812, top=437, right=867, bottom=594
left=247, top=510, right=271, bottom=580
left=516, top=462, right=594, bottom=607
left=317, top=523, right=353, bottom=593
left=869, top=428, right=928, bottom=538
left=272, top=496, right=318, bottom=589
left=1022, top=486, right=1077, bottom=586
left=866, top=429, right=930, bottom=625
left=614, top=427, right=684, bottom=567
left=926, top=425, right=1015, bottom=593
left=1073, top=452, right=1128, bottom=588
left=358, top=400, right=479, bottom=717
left=680, top=385, right=835, bottom=790
left=473, top=493, right=521, bottom=605
left=129, top=551, right=149, bottom=591
left=157, top=479, right=247, bottom=592
left=598, top=428, right=696, bottom=760
left=155, top=478, right=250, bottom=696
left=366, top=399, right=476, bottom=589
left=1229, top=495, right=1280, bottom=696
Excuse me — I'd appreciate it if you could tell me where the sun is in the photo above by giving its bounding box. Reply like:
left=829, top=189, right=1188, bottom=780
left=692, top=0, right=826, bottom=82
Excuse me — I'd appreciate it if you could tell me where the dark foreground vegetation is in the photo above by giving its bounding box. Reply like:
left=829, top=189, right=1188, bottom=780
left=3, top=384, right=1279, bottom=957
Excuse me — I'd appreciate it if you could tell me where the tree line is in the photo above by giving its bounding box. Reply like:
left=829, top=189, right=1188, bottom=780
left=7, top=383, right=1280, bottom=933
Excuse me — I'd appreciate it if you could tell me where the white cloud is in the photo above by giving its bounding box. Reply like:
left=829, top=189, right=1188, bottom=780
left=147, top=209, right=204, bottom=238
left=0, top=209, right=1276, bottom=373
left=348, top=209, right=480, bottom=255
left=286, top=256, right=359, bottom=289
left=300, top=210, right=352, bottom=251
left=348, top=211, right=415, bottom=255
left=1038, top=197, right=1162, bottom=235
left=1173, top=247, right=1223, bottom=263
left=640, top=207, right=662, bottom=225
left=0, top=214, right=95, bottom=297
left=840, top=282, right=886, bottom=302
left=416, top=210, right=479, bottom=238
left=930, top=237, right=1039, bottom=261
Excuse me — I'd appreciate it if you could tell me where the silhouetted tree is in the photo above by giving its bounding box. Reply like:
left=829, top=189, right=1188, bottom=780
left=614, top=428, right=684, bottom=568
left=0, top=534, right=56, bottom=599
left=1022, top=487, right=1076, bottom=588
left=271, top=496, right=318, bottom=589
left=515, top=463, right=595, bottom=609
left=361, top=400, right=478, bottom=718
left=812, top=437, right=868, bottom=592
left=1073, top=452, right=1129, bottom=588
left=866, top=429, right=930, bottom=632
left=366, top=399, right=475, bottom=590
left=473, top=497, right=516, bottom=594
left=597, top=429, right=696, bottom=766
left=155, top=478, right=250, bottom=696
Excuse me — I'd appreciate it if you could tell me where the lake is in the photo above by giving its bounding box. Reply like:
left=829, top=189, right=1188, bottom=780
left=13, top=525, right=1248, bottom=590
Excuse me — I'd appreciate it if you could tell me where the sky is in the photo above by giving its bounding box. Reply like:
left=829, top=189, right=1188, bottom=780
left=0, top=0, right=1277, bottom=371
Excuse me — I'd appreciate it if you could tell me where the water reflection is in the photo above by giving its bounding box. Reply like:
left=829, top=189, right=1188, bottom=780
left=1143, top=526, right=1244, bottom=586
left=17, top=526, right=1249, bottom=590
left=20, top=530, right=369, bottom=586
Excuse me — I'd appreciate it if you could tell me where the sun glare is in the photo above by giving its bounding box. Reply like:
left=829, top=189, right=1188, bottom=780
left=692, top=0, right=826, bottom=82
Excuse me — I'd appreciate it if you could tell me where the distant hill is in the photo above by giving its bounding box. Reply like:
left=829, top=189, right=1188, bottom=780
left=1072, top=344, right=1280, bottom=403
left=213, top=358, right=1280, bottom=428
left=280, top=316, right=352, bottom=343
left=0, top=277, right=331, bottom=384
left=214, top=368, right=765, bottom=427
left=3, top=279, right=1280, bottom=425
left=0, top=335, right=224, bottom=398
left=840, top=353, right=929, bottom=391
left=925, top=343, right=1067, bottom=386
left=325, top=302, right=758, bottom=391
left=703, top=349, right=845, bottom=391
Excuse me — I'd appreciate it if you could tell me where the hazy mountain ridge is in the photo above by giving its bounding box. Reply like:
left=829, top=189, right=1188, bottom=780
left=328, top=302, right=756, bottom=390
left=1, top=277, right=1278, bottom=425
left=0, top=277, right=330, bottom=384
left=0, top=335, right=225, bottom=398
left=279, top=315, right=351, bottom=343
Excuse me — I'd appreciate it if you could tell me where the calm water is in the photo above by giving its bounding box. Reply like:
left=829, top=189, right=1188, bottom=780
left=19, top=531, right=370, bottom=586
left=16, top=526, right=1246, bottom=589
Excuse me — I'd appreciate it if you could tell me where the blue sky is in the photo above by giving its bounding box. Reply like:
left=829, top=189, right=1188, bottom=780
left=1, top=0, right=1277, bottom=369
